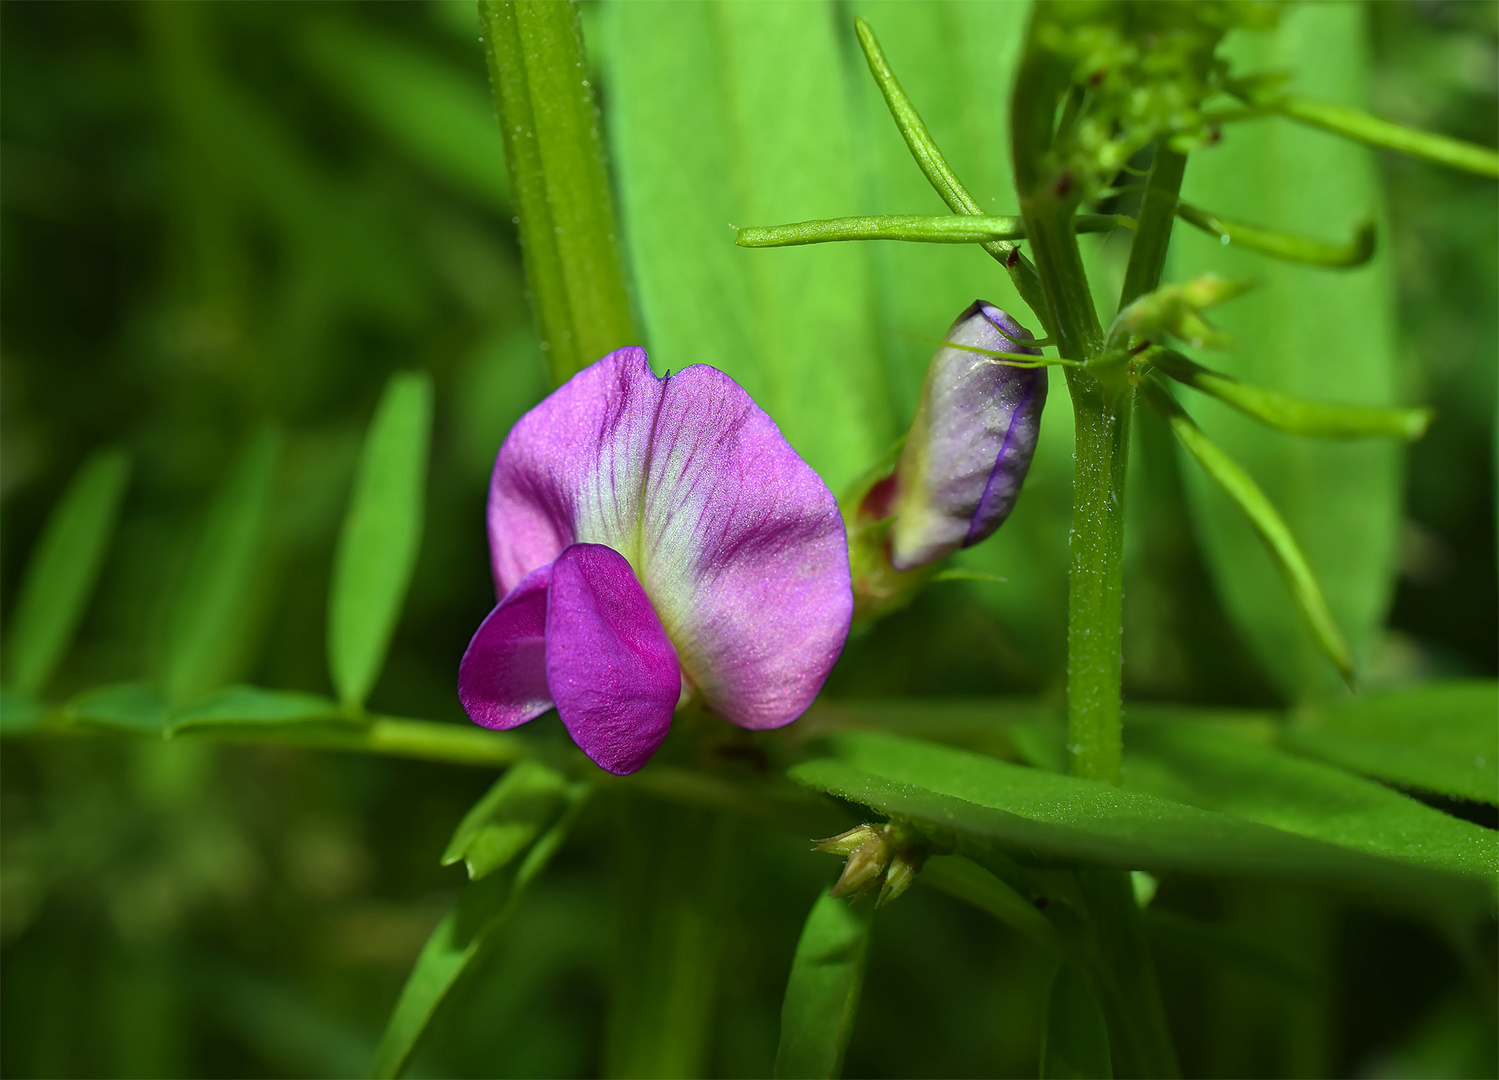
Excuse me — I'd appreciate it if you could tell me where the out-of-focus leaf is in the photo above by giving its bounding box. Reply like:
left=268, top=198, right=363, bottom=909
left=773, top=890, right=874, bottom=1080
left=1173, top=2, right=1402, bottom=699
left=919, top=855, right=1062, bottom=951
left=1040, top=964, right=1112, bottom=1080
left=605, top=0, right=894, bottom=495
left=5, top=448, right=131, bottom=698
left=301, top=19, right=509, bottom=210
left=371, top=784, right=583, bottom=1079
left=167, top=685, right=344, bottom=735
left=64, top=682, right=170, bottom=736
left=1281, top=681, right=1499, bottom=805
left=163, top=429, right=280, bottom=705
left=1122, top=709, right=1497, bottom=881
left=604, top=804, right=729, bottom=1080
left=328, top=372, right=432, bottom=709
left=791, top=731, right=1488, bottom=908
left=0, top=690, right=44, bottom=734
left=441, top=759, right=576, bottom=881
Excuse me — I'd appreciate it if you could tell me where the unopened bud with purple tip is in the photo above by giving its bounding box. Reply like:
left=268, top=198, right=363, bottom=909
left=887, top=302, right=1047, bottom=570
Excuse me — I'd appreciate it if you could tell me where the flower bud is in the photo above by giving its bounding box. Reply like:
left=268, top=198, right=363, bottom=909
left=829, top=834, right=892, bottom=899
left=887, top=302, right=1047, bottom=570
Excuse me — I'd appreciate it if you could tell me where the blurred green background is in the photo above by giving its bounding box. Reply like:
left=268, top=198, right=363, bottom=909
left=1, top=2, right=1494, bottom=1077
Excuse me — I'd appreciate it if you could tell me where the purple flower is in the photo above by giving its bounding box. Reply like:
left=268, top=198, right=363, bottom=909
left=458, top=348, right=853, bottom=775
left=887, top=302, right=1046, bottom=570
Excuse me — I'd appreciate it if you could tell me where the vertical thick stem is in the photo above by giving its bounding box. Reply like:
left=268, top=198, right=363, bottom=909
left=479, top=0, right=637, bottom=385
left=1119, top=146, right=1187, bottom=311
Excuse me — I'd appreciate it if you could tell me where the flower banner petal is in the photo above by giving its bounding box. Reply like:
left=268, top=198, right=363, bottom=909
left=458, top=565, right=554, bottom=730
left=639, top=364, right=852, bottom=729
left=545, top=543, right=680, bottom=775
left=487, top=348, right=661, bottom=595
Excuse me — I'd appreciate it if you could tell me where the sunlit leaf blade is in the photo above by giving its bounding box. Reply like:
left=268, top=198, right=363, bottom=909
left=163, top=430, right=280, bottom=705
left=1275, top=96, right=1499, bottom=179
left=1149, top=349, right=1431, bottom=440
left=1176, top=200, right=1376, bottom=269
left=1040, top=964, right=1112, bottom=1080
left=371, top=788, right=582, bottom=1079
left=5, top=448, right=131, bottom=698
left=772, top=890, right=874, bottom=1080
left=1282, top=681, right=1499, bottom=805
left=329, top=371, right=433, bottom=709
left=1122, top=708, right=1498, bottom=881
left=1172, top=2, right=1401, bottom=699
left=791, top=731, right=1487, bottom=907
left=64, top=682, right=170, bottom=736
left=440, top=759, right=575, bottom=881
left=301, top=19, right=509, bottom=209
left=605, top=0, right=894, bottom=495
left=1145, top=377, right=1354, bottom=681
left=167, top=684, right=344, bottom=735
left=480, top=0, right=636, bottom=385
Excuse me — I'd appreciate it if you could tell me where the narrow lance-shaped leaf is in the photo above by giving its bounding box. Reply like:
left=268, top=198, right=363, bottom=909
left=1148, top=349, right=1431, bottom=440
left=1175, top=200, right=1376, bottom=270
left=736, top=214, right=1128, bottom=249
left=440, top=759, right=574, bottom=881
left=1040, top=964, right=1113, bottom=1080
left=301, top=19, right=509, bottom=210
left=1272, top=96, right=1499, bottom=179
left=1142, top=377, right=1353, bottom=681
left=329, top=371, right=433, bottom=710
left=479, top=0, right=636, bottom=385
left=5, top=448, right=131, bottom=698
left=1281, top=680, right=1499, bottom=806
left=163, top=429, right=280, bottom=705
left=370, top=772, right=585, bottom=1079
left=773, top=890, right=875, bottom=1080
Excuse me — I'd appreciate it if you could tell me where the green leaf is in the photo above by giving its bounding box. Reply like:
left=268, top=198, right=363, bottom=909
left=328, top=372, right=433, bottom=709
left=1172, top=2, right=1402, bottom=700
left=1040, top=964, right=1113, bottom=1080
left=1281, top=681, right=1499, bottom=805
left=163, top=429, right=280, bottom=705
left=605, top=0, right=895, bottom=495
left=772, top=889, right=875, bottom=1080
left=0, top=690, right=43, bottom=734
left=480, top=0, right=636, bottom=385
left=791, top=731, right=1487, bottom=907
left=64, top=682, right=170, bottom=736
left=1143, top=377, right=1354, bottom=681
left=1175, top=200, right=1376, bottom=270
left=441, top=759, right=576, bottom=881
left=919, top=855, right=1062, bottom=952
left=371, top=783, right=583, bottom=1079
left=167, top=684, right=344, bottom=735
left=301, top=18, right=509, bottom=210
left=5, top=448, right=131, bottom=698
left=1122, top=709, right=1498, bottom=883
left=1148, top=349, right=1431, bottom=440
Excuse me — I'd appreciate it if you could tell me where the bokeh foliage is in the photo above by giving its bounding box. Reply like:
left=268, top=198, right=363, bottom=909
left=2, top=2, right=1495, bottom=1078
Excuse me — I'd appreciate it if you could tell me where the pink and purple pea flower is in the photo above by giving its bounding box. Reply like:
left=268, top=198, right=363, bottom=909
left=458, top=347, right=854, bottom=775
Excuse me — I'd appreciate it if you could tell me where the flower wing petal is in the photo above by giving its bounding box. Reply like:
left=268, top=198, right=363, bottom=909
left=639, top=365, right=852, bottom=730
left=458, top=564, right=554, bottom=730
left=546, top=543, right=680, bottom=775
left=487, top=348, right=663, bottom=595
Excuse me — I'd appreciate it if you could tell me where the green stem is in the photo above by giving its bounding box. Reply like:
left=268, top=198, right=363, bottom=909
left=479, top=0, right=637, bottom=385
left=1276, top=96, right=1499, bottom=179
